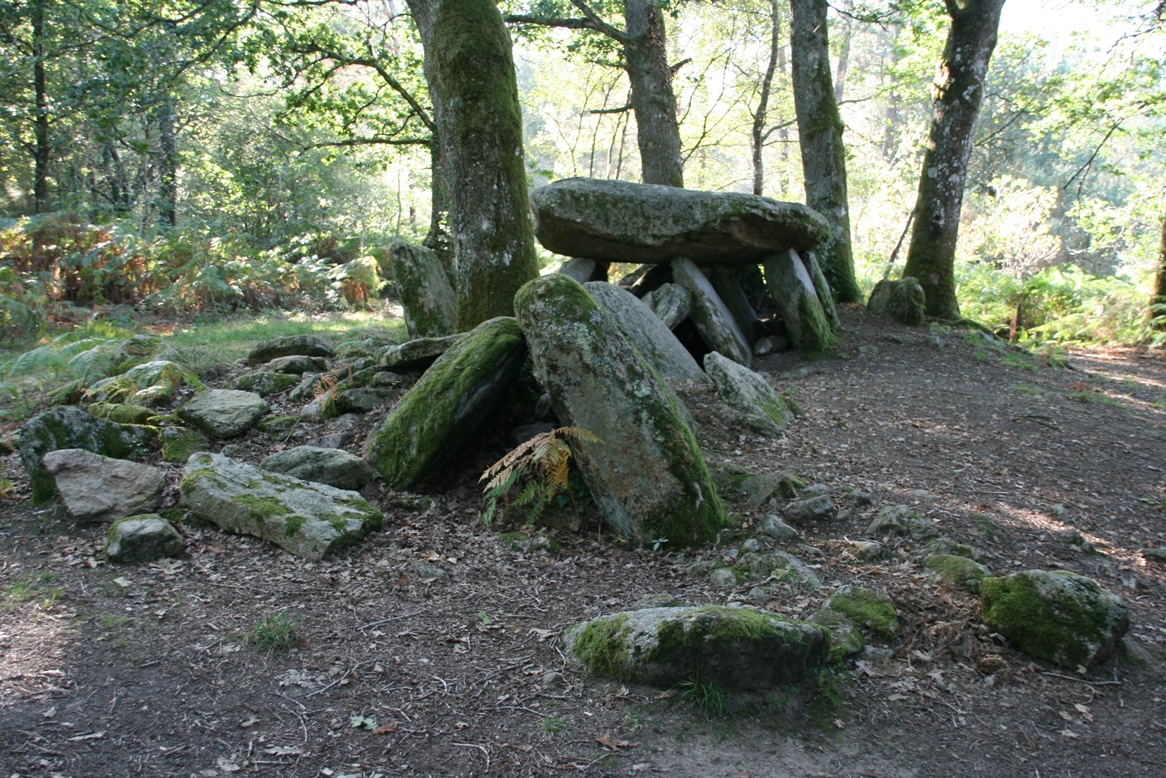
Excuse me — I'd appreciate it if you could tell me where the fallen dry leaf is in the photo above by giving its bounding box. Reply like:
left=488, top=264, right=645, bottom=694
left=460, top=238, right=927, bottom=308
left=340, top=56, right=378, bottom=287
left=596, top=733, right=638, bottom=750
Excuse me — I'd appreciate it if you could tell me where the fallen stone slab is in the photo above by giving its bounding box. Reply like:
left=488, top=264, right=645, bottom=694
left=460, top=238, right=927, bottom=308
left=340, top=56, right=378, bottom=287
left=261, top=446, right=378, bottom=491
left=247, top=335, right=335, bottom=366
left=177, top=389, right=268, bottom=439
left=377, top=335, right=462, bottom=372
left=43, top=448, right=163, bottom=523
left=531, top=177, right=830, bottom=265
left=703, top=352, right=793, bottom=435
left=642, top=283, right=691, bottom=329
left=672, top=258, right=752, bottom=366
left=584, top=281, right=705, bottom=382
left=180, top=452, right=383, bottom=560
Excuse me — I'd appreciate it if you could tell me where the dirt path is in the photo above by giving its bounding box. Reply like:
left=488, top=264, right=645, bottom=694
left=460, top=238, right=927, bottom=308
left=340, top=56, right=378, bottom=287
left=1, top=307, right=1164, bottom=777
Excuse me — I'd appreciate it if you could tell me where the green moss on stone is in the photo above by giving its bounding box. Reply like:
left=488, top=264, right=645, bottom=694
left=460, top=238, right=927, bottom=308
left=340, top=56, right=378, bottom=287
left=572, top=614, right=633, bottom=680
left=797, top=293, right=839, bottom=354
left=826, top=587, right=899, bottom=641
left=924, top=553, right=990, bottom=592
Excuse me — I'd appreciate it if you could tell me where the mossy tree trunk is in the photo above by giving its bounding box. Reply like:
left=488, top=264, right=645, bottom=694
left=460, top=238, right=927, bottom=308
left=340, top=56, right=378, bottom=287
left=902, top=0, right=1006, bottom=320
left=624, top=0, right=683, bottom=188
left=407, top=0, right=540, bottom=331
left=750, top=0, right=782, bottom=197
left=1150, top=211, right=1166, bottom=330
left=788, top=0, right=860, bottom=304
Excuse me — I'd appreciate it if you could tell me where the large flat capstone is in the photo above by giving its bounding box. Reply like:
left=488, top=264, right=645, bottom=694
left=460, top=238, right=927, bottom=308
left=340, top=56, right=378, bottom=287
left=180, top=452, right=383, bottom=560
left=530, top=177, right=830, bottom=265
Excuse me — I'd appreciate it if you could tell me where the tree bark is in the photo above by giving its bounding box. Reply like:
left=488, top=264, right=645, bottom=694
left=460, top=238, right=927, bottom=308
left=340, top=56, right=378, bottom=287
left=1151, top=211, right=1166, bottom=330
left=751, top=0, right=782, bottom=196
left=789, top=0, right=860, bottom=303
left=31, top=0, right=50, bottom=214
left=623, top=0, right=683, bottom=187
left=156, top=94, right=179, bottom=227
left=407, top=0, right=540, bottom=330
left=902, top=0, right=1006, bottom=320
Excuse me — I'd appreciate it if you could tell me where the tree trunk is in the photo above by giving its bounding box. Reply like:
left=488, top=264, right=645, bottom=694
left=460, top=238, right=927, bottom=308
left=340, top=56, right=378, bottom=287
left=624, top=0, right=683, bottom=188
left=751, top=0, right=782, bottom=196
left=31, top=0, right=50, bottom=215
left=157, top=95, right=179, bottom=228
left=789, top=0, right=860, bottom=304
left=833, top=3, right=852, bottom=103
left=407, top=0, right=539, bottom=331
left=1151, top=212, right=1166, bottom=330
left=902, top=0, right=1006, bottom=320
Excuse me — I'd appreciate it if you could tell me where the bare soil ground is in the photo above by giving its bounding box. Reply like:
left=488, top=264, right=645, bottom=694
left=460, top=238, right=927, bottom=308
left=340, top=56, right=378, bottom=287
left=2, top=306, right=1165, bottom=777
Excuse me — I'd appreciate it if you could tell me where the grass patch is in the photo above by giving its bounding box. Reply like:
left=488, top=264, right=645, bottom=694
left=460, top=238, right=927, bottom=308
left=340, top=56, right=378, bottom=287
left=1068, top=390, right=1120, bottom=407
left=249, top=611, right=299, bottom=652
left=681, top=680, right=731, bottom=719
left=538, top=716, right=567, bottom=735
left=2, top=572, right=64, bottom=609
left=1012, top=383, right=1040, bottom=396
left=1002, top=352, right=1039, bottom=371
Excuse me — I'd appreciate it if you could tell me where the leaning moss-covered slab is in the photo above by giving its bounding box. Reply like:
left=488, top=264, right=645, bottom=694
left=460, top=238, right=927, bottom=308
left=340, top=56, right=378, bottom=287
left=981, top=570, right=1129, bottom=670
left=390, top=241, right=457, bottom=339
left=515, top=275, right=726, bottom=547
left=704, top=352, right=793, bottom=435
left=364, top=317, right=526, bottom=490
left=567, top=605, right=828, bottom=690
left=180, top=452, right=383, bottom=561
left=531, top=177, right=830, bottom=265
left=763, top=249, right=837, bottom=353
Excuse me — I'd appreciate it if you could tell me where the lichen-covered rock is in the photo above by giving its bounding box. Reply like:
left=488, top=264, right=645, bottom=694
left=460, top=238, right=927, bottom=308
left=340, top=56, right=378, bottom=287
left=161, top=426, right=211, bottom=463
left=96, top=359, right=203, bottom=407
left=177, top=389, right=268, bottom=439
left=868, top=277, right=926, bottom=326
left=760, top=514, right=800, bottom=542
left=230, top=372, right=299, bottom=397
left=807, top=608, right=865, bottom=663
left=364, top=317, right=526, bottom=490
left=716, top=550, right=822, bottom=591
left=377, top=335, right=462, bottom=372
left=261, top=446, right=378, bottom=491
left=87, top=402, right=156, bottom=425
left=584, top=281, right=705, bottom=382
left=980, top=570, right=1129, bottom=670
left=514, top=274, right=726, bottom=547
left=642, top=283, right=691, bottom=329
left=703, top=352, right=793, bottom=435
left=739, top=471, right=805, bottom=505
left=42, top=449, right=163, bottom=522
left=924, top=554, right=991, bottom=592
left=531, top=177, right=830, bottom=265
left=824, top=586, right=899, bottom=641
left=247, top=335, right=335, bottom=366
left=105, top=514, right=183, bottom=563
left=261, top=355, right=330, bottom=375
left=390, top=241, right=457, bottom=339
left=671, top=258, right=752, bottom=366
left=707, top=266, right=762, bottom=344
left=804, top=251, right=841, bottom=330
left=180, top=452, right=383, bottom=561
left=763, top=249, right=837, bottom=353
left=320, top=387, right=396, bottom=418
left=867, top=504, right=918, bottom=537
left=782, top=493, right=836, bottom=526
left=18, top=406, right=156, bottom=504
left=567, top=605, right=829, bottom=690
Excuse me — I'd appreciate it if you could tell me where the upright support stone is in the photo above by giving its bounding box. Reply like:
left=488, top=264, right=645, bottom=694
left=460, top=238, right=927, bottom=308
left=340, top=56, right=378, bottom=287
left=514, top=275, right=726, bottom=547
left=584, top=282, right=705, bottom=382
left=389, top=241, right=457, bottom=339
left=671, top=258, right=752, bottom=366
left=642, top=283, right=691, bottom=329
left=803, top=251, right=841, bottom=329
left=556, top=257, right=609, bottom=283
left=763, top=249, right=838, bottom=353
left=707, top=266, right=762, bottom=347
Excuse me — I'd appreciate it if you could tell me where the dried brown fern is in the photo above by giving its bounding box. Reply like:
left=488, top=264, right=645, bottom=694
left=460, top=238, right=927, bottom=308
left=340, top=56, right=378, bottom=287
left=480, top=426, right=599, bottom=526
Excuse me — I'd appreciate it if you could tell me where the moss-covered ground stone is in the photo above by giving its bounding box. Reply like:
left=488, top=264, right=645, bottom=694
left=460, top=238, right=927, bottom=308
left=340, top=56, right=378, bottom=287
left=924, top=553, right=991, bottom=592
left=567, top=605, right=828, bottom=690
left=180, top=452, right=383, bottom=561
left=364, top=317, right=526, bottom=490
left=868, top=277, right=926, bottom=326
left=824, top=585, right=899, bottom=641
left=514, top=275, right=727, bottom=547
left=105, top=514, right=183, bottom=563
left=980, top=570, right=1130, bottom=670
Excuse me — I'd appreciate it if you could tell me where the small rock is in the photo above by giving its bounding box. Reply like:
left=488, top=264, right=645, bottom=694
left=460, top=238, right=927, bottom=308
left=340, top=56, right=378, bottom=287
left=850, top=490, right=873, bottom=507
left=177, top=389, right=268, bottom=439
left=105, top=515, right=183, bottom=563
left=759, top=514, right=800, bottom=542
left=161, top=427, right=210, bottom=464
left=410, top=561, right=450, bottom=582
left=823, top=586, right=899, bottom=641
left=850, top=540, right=883, bottom=561
left=1141, top=547, right=1166, bottom=564
left=263, top=355, right=331, bottom=374
left=230, top=372, right=299, bottom=397
left=709, top=568, right=738, bottom=588
left=247, top=335, right=335, bottom=366
left=43, top=449, right=163, bottom=523
left=740, top=538, right=762, bottom=553
left=923, top=554, right=991, bottom=592
left=260, top=446, right=378, bottom=491
left=868, top=504, right=916, bottom=537
left=782, top=494, right=835, bottom=526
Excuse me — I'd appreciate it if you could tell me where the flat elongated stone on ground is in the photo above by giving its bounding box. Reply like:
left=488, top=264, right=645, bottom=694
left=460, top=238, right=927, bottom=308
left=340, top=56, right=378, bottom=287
left=567, top=606, right=828, bottom=690
left=177, top=389, right=268, bottom=438
left=263, top=355, right=330, bottom=374
left=390, top=242, right=457, bottom=339
left=364, top=318, right=526, bottom=490
left=703, top=352, right=793, bottom=435
left=43, top=449, right=163, bottom=522
left=514, top=274, right=726, bottom=547
left=247, top=335, right=335, bottom=366
left=377, top=335, right=462, bottom=372
left=531, top=178, right=829, bottom=265
left=180, top=452, right=383, bottom=560
left=18, top=406, right=156, bottom=504
left=672, top=258, right=752, bottom=366
left=584, top=282, right=705, bottom=382
left=105, top=514, right=183, bottom=563
left=261, top=446, right=378, bottom=491
left=763, top=249, right=837, bottom=353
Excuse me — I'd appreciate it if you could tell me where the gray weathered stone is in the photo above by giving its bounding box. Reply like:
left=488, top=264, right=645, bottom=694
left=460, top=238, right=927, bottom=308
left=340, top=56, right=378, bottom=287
left=584, top=282, right=705, bottom=382
left=672, top=258, right=752, bottom=366
left=556, top=257, right=607, bottom=283
left=261, top=446, right=378, bottom=491
left=180, top=452, right=383, bottom=560
left=567, top=605, right=829, bottom=690
left=18, top=406, right=156, bottom=504
left=707, top=266, right=761, bottom=345
left=782, top=493, right=836, bottom=525
left=642, top=283, right=691, bottom=329
left=262, top=355, right=331, bottom=375
left=824, top=586, right=900, bottom=641
left=42, top=449, right=163, bottom=523
left=390, top=241, right=457, bottom=339
left=760, top=514, right=800, bottom=542
left=230, top=371, right=299, bottom=397
left=177, top=389, right=268, bottom=439
left=804, top=251, right=841, bottom=329
left=514, top=274, right=726, bottom=547
left=739, top=471, right=805, bottom=505
left=377, top=335, right=462, bottom=372
left=868, top=504, right=917, bottom=537
left=365, top=318, right=526, bottom=490
left=105, top=514, right=183, bottom=563
left=247, top=335, right=335, bottom=366
left=531, top=177, right=830, bottom=265
left=703, top=352, right=793, bottom=435
left=868, top=277, right=926, bottom=326
left=763, top=249, right=837, bottom=353
left=161, top=426, right=211, bottom=463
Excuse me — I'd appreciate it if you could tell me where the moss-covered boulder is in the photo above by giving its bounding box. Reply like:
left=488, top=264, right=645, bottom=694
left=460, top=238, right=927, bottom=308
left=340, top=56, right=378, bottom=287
left=390, top=241, right=458, bottom=339
left=924, top=553, right=991, bottom=592
left=807, top=608, right=865, bottom=663
left=980, top=570, right=1129, bottom=670
left=177, top=389, right=268, bottom=439
left=18, top=406, right=156, bottom=504
left=247, top=335, right=335, bottom=366
left=762, top=249, right=837, bottom=353
left=87, top=402, right=157, bottom=425
left=704, top=352, right=792, bottom=435
left=377, top=335, right=462, bottom=372
left=672, top=258, right=752, bottom=366
left=514, top=275, right=727, bottom=547
left=105, top=514, right=183, bottom=563
left=823, top=586, right=899, bottom=641
left=868, top=277, right=926, bottom=326
left=364, top=317, right=526, bottom=490
left=584, top=281, right=705, bottom=382
left=161, top=426, right=211, bottom=463
left=180, top=452, right=383, bottom=561
left=567, top=605, right=828, bottom=690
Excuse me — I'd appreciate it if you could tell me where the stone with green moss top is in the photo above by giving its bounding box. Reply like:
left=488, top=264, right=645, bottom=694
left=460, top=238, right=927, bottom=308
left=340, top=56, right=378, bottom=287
left=105, top=514, right=183, bottom=563
left=514, top=274, right=727, bottom=548
left=703, top=352, right=794, bottom=435
left=868, top=277, right=926, bottom=326
left=824, top=586, right=899, bottom=641
left=807, top=608, right=865, bottom=663
left=924, top=554, right=991, bottom=592
left=365, top=317, right=525, bottom=490
left=568, top=605, right=828, bottom=690
left=980, top=570, right=1129, bottom=670
left=499, top=531, right=561, bottom=554
left=180, top=452, right=383, bottom=561
left=161, top=427, right=210, bottom=463
left=763, top=249, right=838, bottom=353
left=230, top=372, right=299, bottom=398
left=87, top=402, right=156, bottom=425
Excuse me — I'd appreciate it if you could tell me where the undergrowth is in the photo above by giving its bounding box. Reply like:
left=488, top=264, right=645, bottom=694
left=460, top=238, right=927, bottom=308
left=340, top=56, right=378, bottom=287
left=480, top=426, right=599, bottom=527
